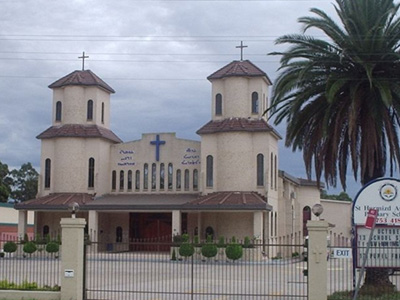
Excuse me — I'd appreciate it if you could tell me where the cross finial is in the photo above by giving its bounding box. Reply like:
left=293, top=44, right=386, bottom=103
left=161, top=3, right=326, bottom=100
left=78, top=51, right=89, bottom=71
left=236, top=41, right=248, bottom=61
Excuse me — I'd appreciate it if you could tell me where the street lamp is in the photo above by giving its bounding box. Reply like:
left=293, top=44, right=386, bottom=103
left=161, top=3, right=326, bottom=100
left=312, top=203, right=324, bottom=219
left=68, top=202, right=79, bottom=219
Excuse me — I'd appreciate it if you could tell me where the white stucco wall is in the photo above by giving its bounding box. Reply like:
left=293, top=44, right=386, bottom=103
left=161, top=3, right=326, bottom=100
left=210, top=77, right=270, bottom=120
left=39, top=138, right=112, bottom=195
left=0, top=204, right=34, bottom=225
left=110, top=133, right=201, bottom=193
left=321, top=199, right=352, bottom=243
left=52, top=86, right=111, bottom=128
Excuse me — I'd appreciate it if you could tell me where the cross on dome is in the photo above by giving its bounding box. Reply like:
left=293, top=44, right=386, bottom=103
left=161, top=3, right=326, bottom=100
left=236, top=41, right=248, bottom=61
left=78, top=51, right=89, bottom=71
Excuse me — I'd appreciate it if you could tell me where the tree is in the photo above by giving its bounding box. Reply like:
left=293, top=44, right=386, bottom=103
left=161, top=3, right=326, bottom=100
left=10, top=163, right=38, bottom=202
left=268, top=0, right=400, bottom=293
left=0, top=161, right=12, bottom=202
left=320, top=190, right=352, bottom=202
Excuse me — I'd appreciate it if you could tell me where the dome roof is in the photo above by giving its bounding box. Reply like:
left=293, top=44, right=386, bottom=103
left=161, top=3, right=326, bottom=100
left=48, top=70, right=115, bottom=93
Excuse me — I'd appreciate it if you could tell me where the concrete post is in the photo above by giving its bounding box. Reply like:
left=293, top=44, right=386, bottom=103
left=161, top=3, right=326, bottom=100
left=60, top=218, right=86, bottom=300
left=172, top=210, right=181, bottom=237
left=88, top=210, right=98, bottom=242
left=253, top=211, right=263, bottom=241
left=17, top=210, right=27, bottom=240
left=307, top=220, right=329, bottom=300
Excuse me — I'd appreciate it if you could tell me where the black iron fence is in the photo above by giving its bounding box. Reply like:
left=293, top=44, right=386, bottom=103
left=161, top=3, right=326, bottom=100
left=85, top=239, right=308, bottom=300
left=327, top=245, right=400, bottom=300
left=0, top=236, right=60, bottom=290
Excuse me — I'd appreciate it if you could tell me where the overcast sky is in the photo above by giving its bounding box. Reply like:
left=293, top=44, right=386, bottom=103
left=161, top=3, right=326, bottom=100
left=0, top=0, right=366, bottom=197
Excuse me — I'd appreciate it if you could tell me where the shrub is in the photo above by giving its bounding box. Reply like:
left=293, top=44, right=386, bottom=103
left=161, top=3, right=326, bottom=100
left=45, top=241, right=59, bottom=254
left=23, top=241, right=37, bottom=255
left=179, top=243, right=194, bottom=257
left=201, top=243, right=218, bottom=258
left=0, top=252, right=4, bottom=258
left=226, top=237, right=243, bottom=261
left=3, top=241, right=17, bottom=254
left=193, top=235, right=200, bottom=246
left=243, top=236, right=254, bottom=248
left=217, top=236, right=226, bottom=248
left=173, top=234, right=184, bottom=245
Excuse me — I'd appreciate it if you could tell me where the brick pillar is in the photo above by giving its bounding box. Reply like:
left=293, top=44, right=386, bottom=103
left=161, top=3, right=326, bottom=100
left=17, top=210, right=27, bottom=240
left=60, top=218, right=86, bottom=300
left=307, top=220, right=329, bottom=300
left=172, top=210, right=181, bottom=237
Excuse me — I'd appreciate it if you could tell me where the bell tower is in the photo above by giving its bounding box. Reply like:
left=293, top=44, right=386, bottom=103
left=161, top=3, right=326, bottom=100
left=37, top=68, right=121, bottom=197
left=197, top=55, right=281, bottom=208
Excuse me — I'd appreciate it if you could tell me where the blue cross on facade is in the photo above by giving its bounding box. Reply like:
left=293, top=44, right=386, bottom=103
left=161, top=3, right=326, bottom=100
left=150, top=134, right=166, bottom=161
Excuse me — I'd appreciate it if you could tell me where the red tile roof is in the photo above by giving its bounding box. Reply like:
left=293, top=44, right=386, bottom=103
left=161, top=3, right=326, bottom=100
left=15, top=193, right=94, bottom=210
left=207, top=60, right=272, bottom=84
left=183, top=191, right=272, bottom=211
left=197, top=118, right=281, bottom=138
left=48, top=70, right=115, bottom=93
left=37, top=124, right=122, bottom=143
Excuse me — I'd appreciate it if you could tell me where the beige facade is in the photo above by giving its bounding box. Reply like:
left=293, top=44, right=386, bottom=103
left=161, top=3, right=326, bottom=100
left=16, top=60, right=352, bottom=251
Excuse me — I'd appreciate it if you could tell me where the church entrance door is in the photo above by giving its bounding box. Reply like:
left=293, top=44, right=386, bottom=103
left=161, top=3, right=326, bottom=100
left=129, top=213, right=172, bottom=251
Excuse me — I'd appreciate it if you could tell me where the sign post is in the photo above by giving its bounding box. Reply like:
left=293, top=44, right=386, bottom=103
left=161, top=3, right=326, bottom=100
left=352, top=178, right=400, bottom=299
left=353, top=209, right=378, bottom=300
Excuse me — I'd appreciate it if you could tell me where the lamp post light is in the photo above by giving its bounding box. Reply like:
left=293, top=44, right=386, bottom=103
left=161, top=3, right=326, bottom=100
left=68, top=202, right=79, bottom=219
left=312, top=203, right=324, bottom=219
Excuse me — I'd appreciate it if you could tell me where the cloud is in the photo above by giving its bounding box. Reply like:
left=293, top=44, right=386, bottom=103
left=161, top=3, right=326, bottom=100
left=0, top=0, right=359, bottom=195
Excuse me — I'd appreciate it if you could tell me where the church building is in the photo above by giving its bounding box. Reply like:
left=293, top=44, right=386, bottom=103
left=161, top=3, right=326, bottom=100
left=15, top=56, right=351, bottom=249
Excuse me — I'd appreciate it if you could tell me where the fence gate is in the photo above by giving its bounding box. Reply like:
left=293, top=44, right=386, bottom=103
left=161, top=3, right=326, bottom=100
left=84, top=239, right=308, bottom=300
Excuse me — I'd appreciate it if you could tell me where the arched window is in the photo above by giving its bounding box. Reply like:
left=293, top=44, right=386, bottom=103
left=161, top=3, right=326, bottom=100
left=168, top=163, right=173, bottom=190
left=120, top=170, right=124, bottom=190
left=88, top=157, right=95, bottom=188
left=206, top=155, right=213, bottom=187
left=143, top=164, right=148, bottom=190
left=205, top=226, right=214, bottom=240
left=43, top=225, right=49, bottom=238
left=270, top=153, right=274, bottom=189
left=87, top=100, right=93, bottom=120
left=44, top=158, right=51, bottom=188
left=116, top=226, right=123, bottom=243
left=55, top=101, right=62, bottom=122
left=184, top=169, right=189, bottom=190
left=252, top=92, right=259, bottom=114
left=257, top=154, right=264, bottom=186
left=270, top=212, right=274, bottom=236
left=160, top=163, right=165, bottom=190
left=274, top=155, right=277, bottom=190
left=274, top=212, right=278, bottom=236
left=303, top=206, right=311, bottom=236
left=151, top=163, right=156, bottom=190
left=127, top=170, right=132, bottom=190
left=215, top=94, right=222, bottom=115
left=111, top=170, right=116, bottom=190
left=193, top=169, right=198, bottom=190
left=135, top=170, right=140, bottom=190
left=101, top=102, right=105, bottom=124
left=176, top=169, right=181, bottom=190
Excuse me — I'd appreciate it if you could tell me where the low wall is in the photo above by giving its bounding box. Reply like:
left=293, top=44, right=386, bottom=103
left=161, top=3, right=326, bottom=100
left=0, top=290, right=60, bottom=300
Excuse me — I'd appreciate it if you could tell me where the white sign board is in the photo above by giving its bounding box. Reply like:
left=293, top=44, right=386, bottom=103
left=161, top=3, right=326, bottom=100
left=64, top=269, right=75, bottom=278
left=332, top=248, right=352, bottom=259
left=356, top=226, right=400, bottom=268
left=353, top=178, right=400, bottom=226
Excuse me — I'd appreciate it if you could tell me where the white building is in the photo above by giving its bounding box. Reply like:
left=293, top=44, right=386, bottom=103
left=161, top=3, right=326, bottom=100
left=15, top=59, right=351, bottom=248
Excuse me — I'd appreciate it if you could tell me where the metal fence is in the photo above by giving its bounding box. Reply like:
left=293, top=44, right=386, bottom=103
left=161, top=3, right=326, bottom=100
left=85, top=240, right=308, bottom=300
left=327, top=245, right=400, bottom=300
left=0, top=236, right=60, bottom=289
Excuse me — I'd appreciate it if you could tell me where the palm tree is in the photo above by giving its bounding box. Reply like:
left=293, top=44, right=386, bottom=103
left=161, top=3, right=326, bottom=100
left=268, top=0, right=400, bottom=293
